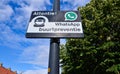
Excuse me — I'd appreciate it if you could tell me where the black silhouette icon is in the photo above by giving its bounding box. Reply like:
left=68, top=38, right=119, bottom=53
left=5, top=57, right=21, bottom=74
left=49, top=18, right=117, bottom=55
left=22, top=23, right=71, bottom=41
left=34, top=17, right=45, bottom=27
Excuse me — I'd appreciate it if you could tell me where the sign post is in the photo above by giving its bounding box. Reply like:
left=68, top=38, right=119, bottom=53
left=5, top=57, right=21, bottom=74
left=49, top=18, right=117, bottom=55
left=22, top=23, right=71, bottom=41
left=26, top=0, right=84, bottom=74
left=48, top=38, right=60, bottom=74
left=48, top=0, right=60, bottom=74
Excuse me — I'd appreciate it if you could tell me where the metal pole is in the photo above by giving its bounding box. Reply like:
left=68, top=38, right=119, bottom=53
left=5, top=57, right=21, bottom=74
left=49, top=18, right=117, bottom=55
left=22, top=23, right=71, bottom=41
left=48, top=0, right=60, bottom=74
left=53, top=0, right=60, bottom=11
left=48, top=39, right=60, bottom=74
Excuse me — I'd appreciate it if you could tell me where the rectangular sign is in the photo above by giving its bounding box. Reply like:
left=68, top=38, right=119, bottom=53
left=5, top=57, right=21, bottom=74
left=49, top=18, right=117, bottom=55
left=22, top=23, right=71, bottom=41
left=26, top=11, right=84, bottom=38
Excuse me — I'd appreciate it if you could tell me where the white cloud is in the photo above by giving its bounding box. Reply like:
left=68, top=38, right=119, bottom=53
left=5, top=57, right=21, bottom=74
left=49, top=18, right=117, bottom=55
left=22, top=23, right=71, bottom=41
left=0, top=24, right=23, bottom=48
left=61, top=0, right=90, bottom=10
left=20, top=45, right=49, bottom=67
left=24, top=0, right=51, bottom=7
left=23, top=69, right=47, bottom=74
left=15, top=0, right=51, bottom=17
left=73, top=0, right=90, bottom=6
left=0, top=2, right=13, bottom=22
left=22, top=68, right=62, bottom=74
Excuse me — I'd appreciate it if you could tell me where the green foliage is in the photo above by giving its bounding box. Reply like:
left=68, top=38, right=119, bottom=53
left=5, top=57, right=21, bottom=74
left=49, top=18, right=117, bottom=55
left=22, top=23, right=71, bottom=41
left=60, top=0, right=120, bottom=74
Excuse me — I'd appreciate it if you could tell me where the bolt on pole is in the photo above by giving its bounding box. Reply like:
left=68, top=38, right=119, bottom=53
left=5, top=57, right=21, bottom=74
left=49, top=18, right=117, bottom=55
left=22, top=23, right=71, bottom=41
left=48, top=0, right=60, bottom=74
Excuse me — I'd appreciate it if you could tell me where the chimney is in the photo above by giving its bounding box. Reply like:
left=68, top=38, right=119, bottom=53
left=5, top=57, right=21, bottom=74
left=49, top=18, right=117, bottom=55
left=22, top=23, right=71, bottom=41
left=14, top=71, right=17, bottom=74
left=0, top=63, right=3, bottom=67
left=8, top=68, right=11, bottom=71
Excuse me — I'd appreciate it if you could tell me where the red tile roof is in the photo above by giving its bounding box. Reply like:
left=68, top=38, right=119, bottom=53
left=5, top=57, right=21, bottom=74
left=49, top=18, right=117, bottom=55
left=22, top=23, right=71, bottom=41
left=0, top=65, right=16, bottom=74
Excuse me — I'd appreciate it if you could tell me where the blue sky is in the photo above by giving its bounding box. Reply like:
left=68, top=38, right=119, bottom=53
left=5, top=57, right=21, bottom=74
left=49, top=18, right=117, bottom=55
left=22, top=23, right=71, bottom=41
left=0, top=0, right=90, bottom=74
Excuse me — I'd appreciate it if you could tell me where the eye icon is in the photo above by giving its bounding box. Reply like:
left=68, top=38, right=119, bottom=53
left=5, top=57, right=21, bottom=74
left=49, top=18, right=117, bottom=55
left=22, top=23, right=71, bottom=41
left=34, top=17, right=45, bottom=27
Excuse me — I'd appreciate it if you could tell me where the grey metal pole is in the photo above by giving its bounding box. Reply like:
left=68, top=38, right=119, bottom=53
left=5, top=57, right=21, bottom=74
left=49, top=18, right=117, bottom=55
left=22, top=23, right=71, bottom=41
left=53, top=0, right=60, bottom=11
left=48, top=39, right=60, bottom=74
left=48, top=0, right=60, bottom=74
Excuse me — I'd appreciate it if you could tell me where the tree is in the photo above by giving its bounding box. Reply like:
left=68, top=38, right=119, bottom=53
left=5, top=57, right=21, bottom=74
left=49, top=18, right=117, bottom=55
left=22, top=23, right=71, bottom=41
left=60, top=0, right=120, bottom=74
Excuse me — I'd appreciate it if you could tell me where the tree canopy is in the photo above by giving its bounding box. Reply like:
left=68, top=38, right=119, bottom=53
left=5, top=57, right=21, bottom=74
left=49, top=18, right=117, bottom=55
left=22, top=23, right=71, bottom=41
left=60, top=0, right=120, bottom=74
